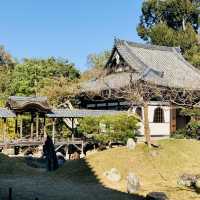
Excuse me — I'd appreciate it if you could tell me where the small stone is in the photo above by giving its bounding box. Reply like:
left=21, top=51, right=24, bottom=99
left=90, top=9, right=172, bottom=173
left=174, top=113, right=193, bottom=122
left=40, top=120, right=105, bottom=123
left=149, top=150, right=159, bottom=157
left=195, top=179, right=200, bottom=188
left=126, top=138, right=136, bottom=150
left=103, top=168, right=121, bottom=182
left=70, top=152, right=80, bottom=160
left=177, top=174, right=198, bottom=187
left=146, top=192, right=168, bottom=200
left=127, top=173, right=140, bottom=193
left=195, top=179, right=200, bottom=193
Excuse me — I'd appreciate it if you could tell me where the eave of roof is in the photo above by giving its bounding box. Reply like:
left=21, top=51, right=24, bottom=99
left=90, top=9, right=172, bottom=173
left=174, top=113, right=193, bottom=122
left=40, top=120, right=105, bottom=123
left=46, top=109, right=125, bottom=118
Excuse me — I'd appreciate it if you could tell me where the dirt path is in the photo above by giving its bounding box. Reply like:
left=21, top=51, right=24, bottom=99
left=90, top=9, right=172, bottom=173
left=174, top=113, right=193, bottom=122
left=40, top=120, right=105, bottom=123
left=0, top=175, right=144, bottom=200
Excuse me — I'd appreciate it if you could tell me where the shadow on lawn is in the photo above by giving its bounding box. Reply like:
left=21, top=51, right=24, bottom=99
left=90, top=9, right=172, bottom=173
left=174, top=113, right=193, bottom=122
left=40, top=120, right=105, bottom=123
left=53, top=158, right=146, bottom=200
left=0, top=155, right=146, bottom=200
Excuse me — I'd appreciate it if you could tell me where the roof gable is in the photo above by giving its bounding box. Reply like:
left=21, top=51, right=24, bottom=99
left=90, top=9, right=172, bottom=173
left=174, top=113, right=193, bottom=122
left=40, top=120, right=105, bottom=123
left=113, top=39, right=200, bottom=90
left=81, top=39, right=200, bottom=93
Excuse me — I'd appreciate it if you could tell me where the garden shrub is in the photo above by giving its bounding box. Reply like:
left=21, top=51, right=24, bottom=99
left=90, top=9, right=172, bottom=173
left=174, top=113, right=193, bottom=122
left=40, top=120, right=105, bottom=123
left=172, top=120, right=200, bottom=139
left=78, top=113, right=139, bottom=144
left=172, top=108, right=200, bottom=139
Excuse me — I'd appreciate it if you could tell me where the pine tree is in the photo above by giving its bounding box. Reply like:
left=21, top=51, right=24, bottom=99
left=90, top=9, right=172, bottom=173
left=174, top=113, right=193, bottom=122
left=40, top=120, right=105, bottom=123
left=137, top=0, right=200, bottom=68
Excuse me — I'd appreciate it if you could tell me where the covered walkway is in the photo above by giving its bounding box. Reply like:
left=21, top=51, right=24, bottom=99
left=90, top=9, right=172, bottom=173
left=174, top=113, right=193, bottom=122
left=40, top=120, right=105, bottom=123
left=0, top=96, right=124, bottom=149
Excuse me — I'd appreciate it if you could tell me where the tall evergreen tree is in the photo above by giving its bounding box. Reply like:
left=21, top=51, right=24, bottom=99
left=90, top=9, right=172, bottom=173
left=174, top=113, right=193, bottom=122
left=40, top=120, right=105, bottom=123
left=137, top=0, right=200, bottom=68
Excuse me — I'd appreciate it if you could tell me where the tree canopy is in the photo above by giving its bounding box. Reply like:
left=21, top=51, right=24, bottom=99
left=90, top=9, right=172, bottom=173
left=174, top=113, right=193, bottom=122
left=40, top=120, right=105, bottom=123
left=81, top=51, right=110, bottom=81
left=137, top=0, right=200, bottom=68
left=9, top=58, right=80, bottom=96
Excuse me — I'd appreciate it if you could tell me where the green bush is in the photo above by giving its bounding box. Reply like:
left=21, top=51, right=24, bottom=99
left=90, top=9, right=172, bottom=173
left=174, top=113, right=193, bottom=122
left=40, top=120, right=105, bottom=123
left=78, top=114, right=139, bottom=144
left=171, top=129, right=187, bottom=139
left=186, top=120, right=200, bottom=139
left=172, top=120, right=200, bottom=139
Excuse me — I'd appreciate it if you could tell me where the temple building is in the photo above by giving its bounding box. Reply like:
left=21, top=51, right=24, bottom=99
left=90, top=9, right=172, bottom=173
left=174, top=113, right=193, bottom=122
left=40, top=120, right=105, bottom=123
left=79, top=39, right=200, bottom=138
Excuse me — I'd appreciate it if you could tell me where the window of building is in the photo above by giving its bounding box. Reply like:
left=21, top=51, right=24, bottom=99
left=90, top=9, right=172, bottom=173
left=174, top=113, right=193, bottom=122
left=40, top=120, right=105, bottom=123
left=153, top=107, right=164, bottom=123
left=135, top=107, right=143, bottom=120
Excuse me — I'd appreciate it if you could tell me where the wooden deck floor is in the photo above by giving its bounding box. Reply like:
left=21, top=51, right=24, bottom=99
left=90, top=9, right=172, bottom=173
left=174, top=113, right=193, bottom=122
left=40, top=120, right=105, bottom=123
left=0, top=138, right=84, bottom=148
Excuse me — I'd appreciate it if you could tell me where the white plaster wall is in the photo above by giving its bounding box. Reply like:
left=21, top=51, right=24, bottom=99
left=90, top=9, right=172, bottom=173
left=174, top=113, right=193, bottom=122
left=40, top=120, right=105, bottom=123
left=133, top=105, right=171, bottom=137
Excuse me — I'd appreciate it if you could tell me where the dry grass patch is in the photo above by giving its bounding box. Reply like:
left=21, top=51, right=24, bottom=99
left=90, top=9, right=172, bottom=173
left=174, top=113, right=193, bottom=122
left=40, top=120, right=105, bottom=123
left=84, top=139, right=200, bottom=200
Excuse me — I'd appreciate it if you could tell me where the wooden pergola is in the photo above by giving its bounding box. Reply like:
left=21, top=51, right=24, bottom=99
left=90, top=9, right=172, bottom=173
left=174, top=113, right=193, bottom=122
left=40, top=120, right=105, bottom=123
left=0, top=96, right=124, bottom=148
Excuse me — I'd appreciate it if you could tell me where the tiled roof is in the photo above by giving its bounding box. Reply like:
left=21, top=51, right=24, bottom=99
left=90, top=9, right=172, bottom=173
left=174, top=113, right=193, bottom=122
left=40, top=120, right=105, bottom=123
left=46, top=109, right=125, bottom=118
left=0, top=108, right=16, bottom=118
left=81, top=39, right=200, bottom=92
left=81, top=72, right=138, bottom=92
left=118, top=40, right=200, bottom=90
left=6, top=96, right=51, bottom=112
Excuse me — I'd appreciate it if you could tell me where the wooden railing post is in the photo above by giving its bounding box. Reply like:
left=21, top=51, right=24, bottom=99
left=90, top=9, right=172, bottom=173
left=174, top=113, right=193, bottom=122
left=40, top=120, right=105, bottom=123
left=36, top=112, right=39, bottom=140
left=31, top=114, right=34, bottom=139
left=3, top=118, right=7, bottom=149
left=52, top=118, right=56, bottom=144
left=20, top=116, right=23, bottom=139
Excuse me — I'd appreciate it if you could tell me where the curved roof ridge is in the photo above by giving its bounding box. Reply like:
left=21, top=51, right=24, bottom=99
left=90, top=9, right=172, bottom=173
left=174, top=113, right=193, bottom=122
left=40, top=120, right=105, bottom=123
left=115, top=38, right=180, bottom=52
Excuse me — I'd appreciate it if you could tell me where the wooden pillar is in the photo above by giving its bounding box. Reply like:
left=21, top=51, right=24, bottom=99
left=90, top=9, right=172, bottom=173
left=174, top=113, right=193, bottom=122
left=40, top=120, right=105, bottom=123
left=80, top=140, right=84, bottom=158
left=3, top=118, right=7, bottom=144
left=31, top=114, right=34, bottom=139
left=15, top=115, right=18, bottom=135
left=36, top=112, right=39, bottom=140
left=170, top=106, right=177, bottom=134
left=71, top=118, right=74, bottom=141
left=52, top=118, right=56, bottom=144
left=43, top=116, right=46, bottom=139
left=20, top=116, right=23, bottom=139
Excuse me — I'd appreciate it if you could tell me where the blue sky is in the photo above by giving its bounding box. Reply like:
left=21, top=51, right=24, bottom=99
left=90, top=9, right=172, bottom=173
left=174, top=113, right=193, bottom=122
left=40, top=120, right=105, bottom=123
left=0, top=0, right=143, bottom=71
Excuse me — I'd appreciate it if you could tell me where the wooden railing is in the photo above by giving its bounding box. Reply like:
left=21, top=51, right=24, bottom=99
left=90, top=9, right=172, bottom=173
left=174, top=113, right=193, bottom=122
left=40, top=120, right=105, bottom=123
left=0, top=137, right=85, bottom=148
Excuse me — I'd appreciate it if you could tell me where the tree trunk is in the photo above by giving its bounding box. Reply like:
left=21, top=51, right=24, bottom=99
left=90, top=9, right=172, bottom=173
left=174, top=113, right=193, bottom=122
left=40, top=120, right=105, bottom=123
left=143, top=102, right=151, bottom=147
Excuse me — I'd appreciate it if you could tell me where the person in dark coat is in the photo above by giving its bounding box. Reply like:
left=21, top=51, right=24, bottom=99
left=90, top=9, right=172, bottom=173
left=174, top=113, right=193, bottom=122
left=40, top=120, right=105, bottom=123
left=43, top=135, right=58, bottom=171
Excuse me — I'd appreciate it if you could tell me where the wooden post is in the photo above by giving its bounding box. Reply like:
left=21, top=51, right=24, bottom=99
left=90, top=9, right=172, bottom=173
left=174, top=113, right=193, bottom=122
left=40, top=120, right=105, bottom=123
left=170, top=105, right=177, bottom=134
left=3, top=118, right=7, bottom=144
left=43, top=116, right=46, bottom=139
left=52, top=118, right=56, bottom=144
left=36, top=112, right=39, bottom=140
left=71, top=118, right=74, bottom=141
left=31, top=114, right=34, bottom=139
left=80, top=140, right=84, bottom=158
left=15, top=115, right=18, bottom=136
left=20, top=116, right=23, bottom=139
